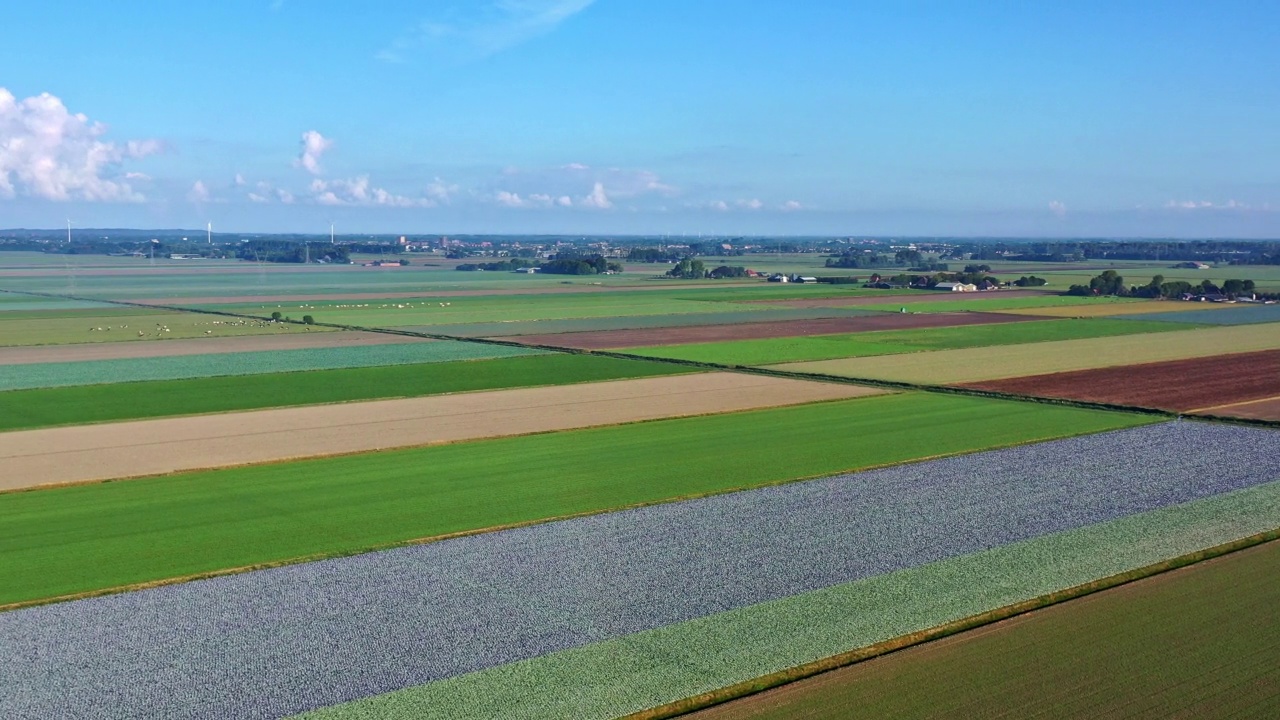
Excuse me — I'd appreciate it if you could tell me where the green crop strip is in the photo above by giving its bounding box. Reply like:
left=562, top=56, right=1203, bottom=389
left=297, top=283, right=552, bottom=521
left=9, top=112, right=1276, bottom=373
left=625, top=318, right=1192, bottom=366
left=0, top=355, right=686, bottom=431
left=0, top=394, right=1150, bottom=607
left=293, top=480, right=1280, bottom=720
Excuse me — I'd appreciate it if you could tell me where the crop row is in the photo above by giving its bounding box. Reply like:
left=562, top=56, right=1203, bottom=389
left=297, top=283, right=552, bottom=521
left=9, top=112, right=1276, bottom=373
left=424, top=306, right=879, bottom=338
left=0, top=341, right=546, bottom=391
left=3, top=421, right=1278, bottom=719
left=1114, top=303, right=1280, bottom=326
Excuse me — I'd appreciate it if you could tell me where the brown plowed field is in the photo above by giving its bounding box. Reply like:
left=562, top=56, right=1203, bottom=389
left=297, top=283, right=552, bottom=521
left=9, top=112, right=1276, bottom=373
left=0, top=330, right=432, bottom=365
left=962, top=349, right=1280, bottom=412
left=507, top=312, right=1042, bottom=350
left=0, top=372, right=884, bottom=490
left=753, top=289, right=1048, bottom=309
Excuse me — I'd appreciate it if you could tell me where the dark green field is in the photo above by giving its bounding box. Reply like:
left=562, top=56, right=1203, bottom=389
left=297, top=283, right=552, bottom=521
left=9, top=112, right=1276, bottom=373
left=691, top=540, right=1280, bottom=720
left=627, top=317, right=1193, bottom=366
left=0, top=354, right=686, bottom=431
left=0, top=394, right=1149, bottom=607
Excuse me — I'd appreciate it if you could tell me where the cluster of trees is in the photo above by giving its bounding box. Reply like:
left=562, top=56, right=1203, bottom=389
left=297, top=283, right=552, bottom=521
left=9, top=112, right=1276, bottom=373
left=825, top=252, right=893, bottom=268
left=628, top=247, right=687, bottom=263
left=455, top=258, right=538, bottom=271
left=540, top=255, right=623, bottom=275
left=962, top=240, right=1280, bottom=265
left=667, top=257, right=706, bottom=279
left=1013, top=276, right=1049, bottom=287
left=869, top=269, right=1000, bottom=289
left=707, top=265, right=749, bottom=278
left=1068, top=271, right=1263, bottom=298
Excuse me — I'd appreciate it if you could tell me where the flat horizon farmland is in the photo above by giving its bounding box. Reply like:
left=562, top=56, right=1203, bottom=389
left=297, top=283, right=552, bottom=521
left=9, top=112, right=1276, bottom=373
left=0, top=393, right=1150, bottom=606
left=625, top=317, right=1189, bottom=366
left=0, top=309, right=337, bottom=346
left=689, top=538, right=1280, bottom=720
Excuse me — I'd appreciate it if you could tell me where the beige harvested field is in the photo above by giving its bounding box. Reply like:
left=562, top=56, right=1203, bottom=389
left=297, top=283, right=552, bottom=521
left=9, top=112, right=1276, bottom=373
left=1001, top=302, right=1229, bottom=318
left=0, top=373, right=883, bottom=490
left=0, top=330, right=432, bottom=365
left=1193, top=396, right=1280, bottom=421
left=770, top=324, right=1280, bottom=385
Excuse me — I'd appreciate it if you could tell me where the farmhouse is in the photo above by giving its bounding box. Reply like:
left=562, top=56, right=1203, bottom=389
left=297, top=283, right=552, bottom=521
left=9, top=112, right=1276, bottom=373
left=934, top=282, right=978, bottom=292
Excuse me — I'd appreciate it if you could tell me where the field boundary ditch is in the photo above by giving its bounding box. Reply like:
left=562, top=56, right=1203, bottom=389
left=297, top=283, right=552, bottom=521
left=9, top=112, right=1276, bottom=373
left=6, top=288, right=1275, bottom=430
left=624, top=529, right=1280, bottom=720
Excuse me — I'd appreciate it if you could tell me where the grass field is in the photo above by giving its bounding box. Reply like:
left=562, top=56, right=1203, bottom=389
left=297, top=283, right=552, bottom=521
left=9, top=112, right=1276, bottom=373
left=422, top=307, right=881, bottom=338
left=625, top=318, right=1188, bottom=366
left=773, top=324, right=1280, bottom=385
left=692, top=538, right=1280, bottom=720
left=0, top=340, right=545, bottom=391
left=882, top=294, right=1145, bottom=314
left=0, top=394, right=1149, bottom=606
left=0, top=354, right=684, bottom=431
left=0, top=310, right=334, bottom=346
left=1000, top=301, right=1229, bottom=318
left=1112, top=303, right=1280, bottom=326
left=295, top=478, right=1280, bottom=720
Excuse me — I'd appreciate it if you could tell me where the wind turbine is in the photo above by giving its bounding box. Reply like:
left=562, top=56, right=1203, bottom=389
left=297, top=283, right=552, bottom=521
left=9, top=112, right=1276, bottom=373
left=207, top=222, right=212, bottom=245
left=66, top=218, right=72, bottom=244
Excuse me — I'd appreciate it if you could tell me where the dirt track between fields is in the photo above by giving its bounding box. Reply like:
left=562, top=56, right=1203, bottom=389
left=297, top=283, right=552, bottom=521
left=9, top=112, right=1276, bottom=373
left=963, top=349, right=1280, bottom=412
left=1194, top=396, right=1280, bottom=421
left=506, top=312, right=1043, bottom=350
left=752, top=289, right=1049, bottom=308
left=0, top=331, right=433, bottom=365
left=0, top=373, right=884, bottom=491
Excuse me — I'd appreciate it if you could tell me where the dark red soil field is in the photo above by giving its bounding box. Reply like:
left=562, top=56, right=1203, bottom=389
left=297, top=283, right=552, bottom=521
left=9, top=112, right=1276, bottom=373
left=504, top=311, right=1043, bottom=350
left=1198, top=397, right=1280, bottom=421
left=753, top=289, right=1049, bottom=309
left=963, top=349, right=1280, bottom=413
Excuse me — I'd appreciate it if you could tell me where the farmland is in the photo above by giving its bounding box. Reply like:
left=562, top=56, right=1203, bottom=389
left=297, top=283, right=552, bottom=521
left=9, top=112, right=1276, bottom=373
left=628, top=317, right=1187, bottom=366
left=1, top=373, right=881, bottom=489
left=2, top=246, right=1279, bottom=720
left=0, top=340, right=544, bottom=391
left=0, top=393, right=1147, bottom=606
left=0, top=354, right=687, bottom=431
left=690, top=538, right=1280, bottom=720
left=5, top=422, right=1279, bottom=718
left=507, top=311, right=1038, bottom=350
left=774, top=323, right=1280, bottom=384
left=964, top=349, right=1280, bottom=412
left=1112, top=302, right=1280, bottom=326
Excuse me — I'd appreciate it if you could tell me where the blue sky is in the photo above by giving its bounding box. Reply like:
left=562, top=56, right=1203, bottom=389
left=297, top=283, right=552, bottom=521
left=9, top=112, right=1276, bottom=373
left=1, top=1, right=1278, bottom=236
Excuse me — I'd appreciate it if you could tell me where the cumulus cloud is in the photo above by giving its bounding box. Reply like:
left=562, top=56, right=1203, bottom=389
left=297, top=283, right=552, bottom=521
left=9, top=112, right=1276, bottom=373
left=425, top=177, right=459, bottom=203
left=1049, top=200, right=1067, bottom=217
left=781, top=200, right=804, bottom=211
left=0, top=87, right=163, bottom=202
left=581, top=182, right=612, bottom=209
left=187, top=180, right=211, bottom=203
left=309, top=176, right=435, bottom=207
left=233, top=173, right=247, bottom=186
left=1164, top=199, right=1251, bottom=210
left=708, top=200, right=730, bottom=212
left=562, top=162, right=590, bottom=171
left=736, top=198, right=764, bottom=210
left=296, top=130, right=333, bottom=175
left=379, top=0, right=596, bottom=63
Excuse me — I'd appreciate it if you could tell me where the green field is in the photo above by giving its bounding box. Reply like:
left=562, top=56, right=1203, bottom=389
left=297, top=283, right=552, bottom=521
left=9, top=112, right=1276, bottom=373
left=691, top=538, right=1280, bottom=720
left=625, top=318, right=1190, bottom=366
left=0, top=310, right=333, bottom=346
left=195, top=286, right=888, bottom=328
left=883, top=294, right=1144, bottom=314
left=0, top=340, right=548, bottom=392
left=0, top=394, right=1150, bottom=606
left=775, top=324, right=1280, bottom=385
left=296, top=479, right=1280, bottom=720
left=0, top=354, right=685, bottom=431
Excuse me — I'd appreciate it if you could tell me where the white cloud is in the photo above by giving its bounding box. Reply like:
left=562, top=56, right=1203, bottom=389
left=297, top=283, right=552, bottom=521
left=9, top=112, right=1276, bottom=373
left=581, top=182, right=612, bottom=209
left=495, top=190, right=528, bottom=207
left=234, top=173, right=247, bottom=186
left=247, top=192, right=270, bottom=203
left=0, top=87, right=163, bottom=202
left=556, top=195, right=573, bottom=207
left=1164, top=199, right=1252, bottom=210
left=187, top=180, right=211, bottom=203
left=562, top=162, right=590, bottom=171
left=494, top=190, right=559, bottom=208
left=124, top=172, right=151, bottom=181
left=276, top=188, right=295, bottom=204
left=309, top=176, right=435, bottom=207
left=379, top=0, right=596, bottom=63
left=781, top=200, right=804, bottom=211
left=1049, top=200, right=1067, bottom=217
left=736, top=198, right=764, bottom=210
left=425, top=177, right=459, bottom=203
left=709, top=200, right=730, bottom=212
left=296, top=130, right=333, bottom=175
